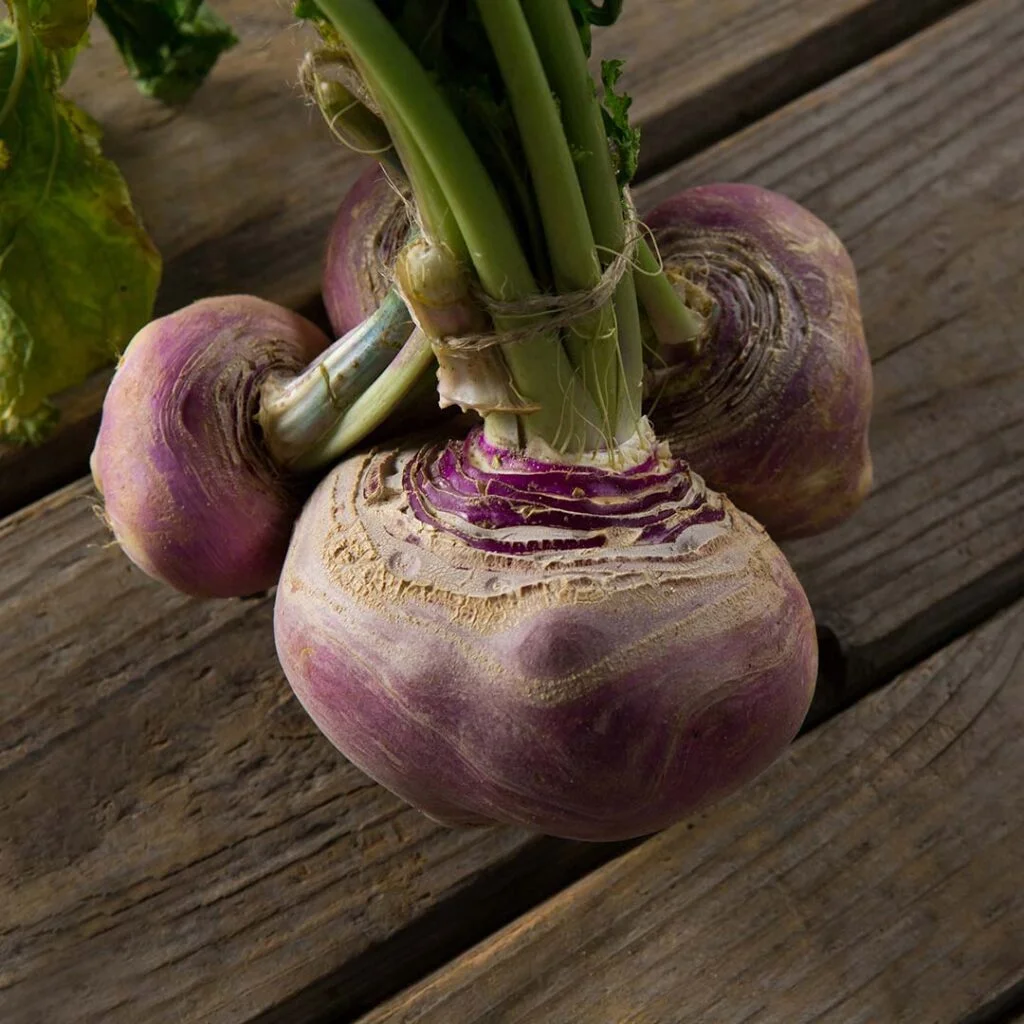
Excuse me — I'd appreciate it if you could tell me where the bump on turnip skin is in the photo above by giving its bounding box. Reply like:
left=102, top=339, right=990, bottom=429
left=645, top=184, right=873, bottom=539
left=274, top=424, right=817, bottom=841
left=323, top=164, right=411, bottom=337
left=91, top=296, right=330, bottom=599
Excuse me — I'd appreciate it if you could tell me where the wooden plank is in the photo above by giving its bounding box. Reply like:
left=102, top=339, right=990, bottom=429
left=357, top=600, right=1024, bottom=1024
left=0, top=486, right=595, bottom=1024
left=597, top=0, right=976, bottom=177
left=0, top=0, right=971, bottom=517
left=3, top=2, right=1022, bottom=1022
left=634, top=0, right=1024, bottom=682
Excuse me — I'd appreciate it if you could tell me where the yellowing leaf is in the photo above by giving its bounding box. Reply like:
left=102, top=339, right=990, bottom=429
left=0, top=19, right=161, bottom=442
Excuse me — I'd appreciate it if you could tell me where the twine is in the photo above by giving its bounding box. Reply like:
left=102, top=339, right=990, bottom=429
left=435, top=189, right=643, bottom=352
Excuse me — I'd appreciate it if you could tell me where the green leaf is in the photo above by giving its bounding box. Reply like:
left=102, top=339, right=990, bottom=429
left=600, top=57, right=640, bottom=187
left=24, top=0, right=96, bottom=49
left=0, top=20, right=161, bottom=443
left=94, top=0, right=237, bottom=105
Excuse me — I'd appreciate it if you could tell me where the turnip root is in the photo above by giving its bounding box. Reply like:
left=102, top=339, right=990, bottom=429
left=91, top=296, right=330, bottom=598
left=275, top=425, right=817, bottom=840
left=91, top=268, right=426, bottom=599
left=645, top=184, right=873, bottom=538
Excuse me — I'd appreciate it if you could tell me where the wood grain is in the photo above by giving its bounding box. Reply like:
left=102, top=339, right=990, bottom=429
left=0, top=485, right=546, bottom=1023
left=3, top=2, right=1022, bottom=1022
left=634, top=0, right=1024, bottom=678
left=594, top=0, right=975, bottom=177
left=0, top=0, right=971, bottom=516
left=358, top=601, right=1024, bottom=1024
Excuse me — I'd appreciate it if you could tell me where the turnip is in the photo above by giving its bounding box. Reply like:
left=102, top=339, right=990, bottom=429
left=644, top=184, right=874, bottom=538
left=278, top=426, right=816, bottom=839
left=91, top=291, right=416, bottom=598
left=275, top=0, right=820, bottom=840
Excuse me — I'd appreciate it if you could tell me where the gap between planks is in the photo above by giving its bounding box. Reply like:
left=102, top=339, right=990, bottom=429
left=0, top=0, right=978, bottom=519
left=3, top=1, right=1024, bottom=1022
left=960, top=978, right=1024, bottom=1024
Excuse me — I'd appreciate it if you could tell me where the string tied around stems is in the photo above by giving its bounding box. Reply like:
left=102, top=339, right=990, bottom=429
left=435, top=189, right=644, bottom=353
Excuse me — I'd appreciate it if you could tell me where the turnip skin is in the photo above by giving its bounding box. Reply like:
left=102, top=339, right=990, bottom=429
left=322, top=164, right=410, bottom=337
left=274, top=427, right=817, bottom=841
left=646, top=184, right=873, bottom=539
left=91, top=296, right=330, bottom=599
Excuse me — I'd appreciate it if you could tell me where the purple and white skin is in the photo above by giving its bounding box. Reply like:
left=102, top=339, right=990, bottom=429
left=276, top=426, right=817, bottom=840
left=322, top=164, right=411, bottom=337
left=644, top=184, right=874, bottom=539
left=91, top=297, right=331, bottom=598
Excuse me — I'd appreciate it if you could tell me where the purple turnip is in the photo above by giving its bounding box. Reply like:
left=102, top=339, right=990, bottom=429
left=644, top=184, right=873, bottom=538
left=273, top=0, right=822, bottom=840
left=91, top=296, right=331, bottom=598
left=91, top=291, right=417, bottom=597
left=322, top=163, right=411, bottom=337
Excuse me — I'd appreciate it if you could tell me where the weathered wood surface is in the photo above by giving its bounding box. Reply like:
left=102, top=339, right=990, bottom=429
left=0, top=0, right=971, bottom=517
left=633, top=0, right=1024, bottom=691
left=359, top=600, right=1024, bottom=1024
left=4, top=2, right=1023, bottom=1022
left=597, top=0, right=976, bottom=177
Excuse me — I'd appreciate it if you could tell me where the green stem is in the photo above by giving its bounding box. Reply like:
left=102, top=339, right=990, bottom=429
left=522, top=0, right=644, bottom=435
left=635, top=237, right=706, bottom=355
left=315, top=0, right=601, bottom=454
left=349, top=51, right=464, bottom=262
left=259, top=290, right=414, bottom=468
left=475, top=0, right=622, bottom=443
left=0, top=0, right=32, bottom=129
left=293, top=329, right=436, bottom=471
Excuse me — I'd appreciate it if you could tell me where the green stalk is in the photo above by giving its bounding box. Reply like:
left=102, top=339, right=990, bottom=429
left=260, top=291, right=414, bottom=467
left=521, top=0, right=644, bottom=435
left=0, top=0, right=32, bottom=128
left=294, top=330, right=436, bottom=471
left=352, top=54, right=464, bottom=264
left=306, top=71, right=394, bottom=159
left=635, top=237, right=707, bottom=355
left=475, top=0, right=623, bottom=443
left=315, top=0, right=602, bottom=454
